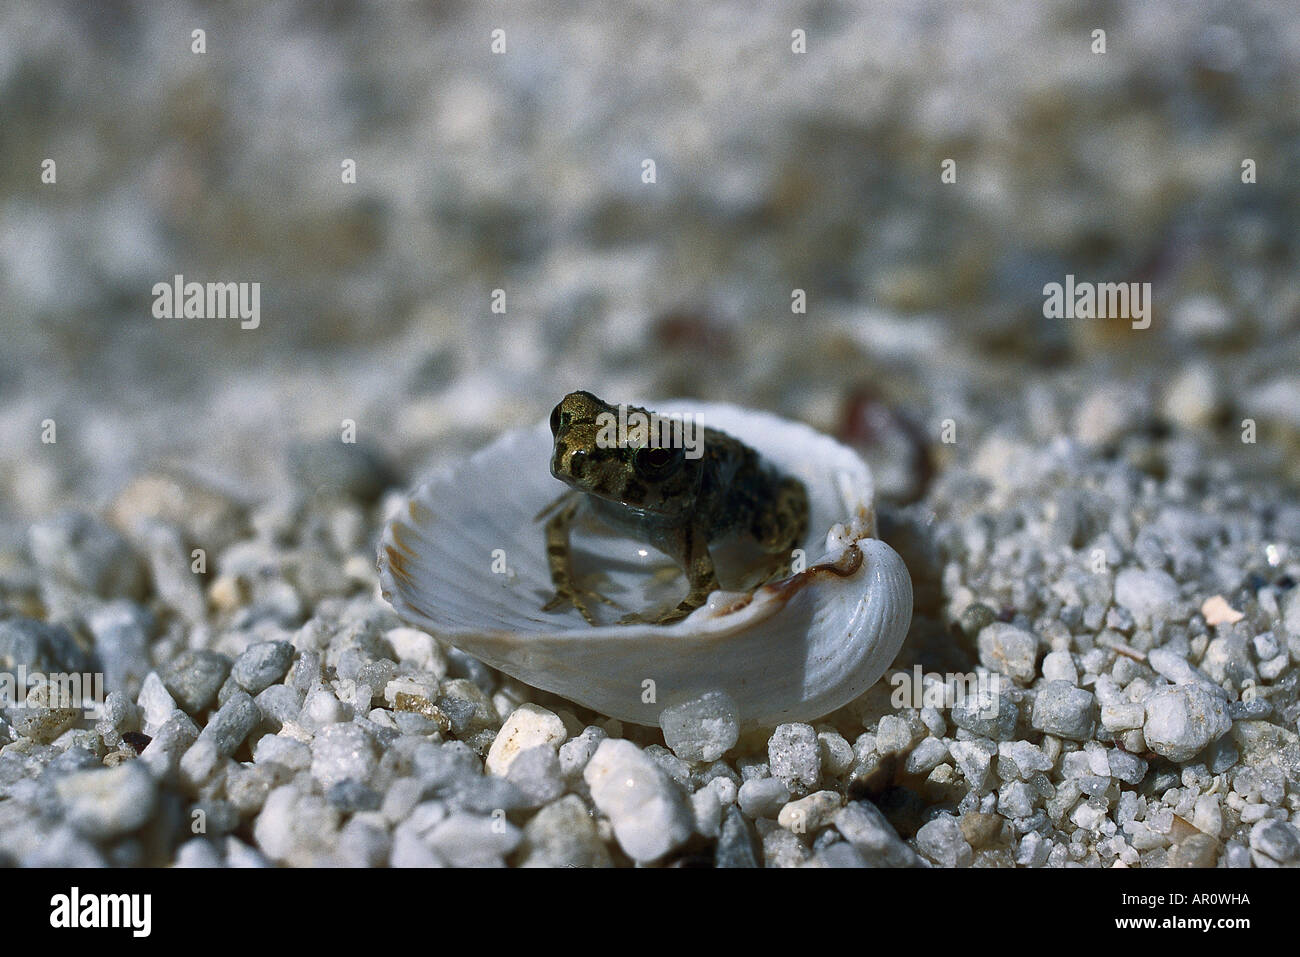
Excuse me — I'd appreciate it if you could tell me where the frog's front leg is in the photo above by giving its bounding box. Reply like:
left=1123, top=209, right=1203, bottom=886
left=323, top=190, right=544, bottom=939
left=539, top=492, right=617, bottom=625
left=619, top=523, right=718, bottom=626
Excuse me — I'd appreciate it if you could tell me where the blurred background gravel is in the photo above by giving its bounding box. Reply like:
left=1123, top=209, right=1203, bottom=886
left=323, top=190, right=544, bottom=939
left=2, top=0, right=1295, bottom=527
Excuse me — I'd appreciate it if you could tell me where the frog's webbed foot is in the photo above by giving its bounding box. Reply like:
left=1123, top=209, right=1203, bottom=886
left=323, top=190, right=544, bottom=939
left=543, top=582, right=619, bottom=626
left=617, top=596, right=703, bottom=627
left=540, top=492, right=619, bottom=625
left=618, top=525, right=717, bottom=626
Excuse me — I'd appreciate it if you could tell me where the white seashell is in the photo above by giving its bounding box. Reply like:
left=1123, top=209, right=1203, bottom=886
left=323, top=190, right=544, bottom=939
left=378, top=401, right=913, bottom=732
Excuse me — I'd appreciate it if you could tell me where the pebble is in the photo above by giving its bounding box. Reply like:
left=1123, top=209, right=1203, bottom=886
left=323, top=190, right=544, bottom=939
left=915, top=814, right=973, bottom=867
left=958, top=811, right=1002, bottom=848
left=557, top=725, right=607, bottom=780
left=583, top=739, right=692, bottom=862
left=1169, top=833, right=1219, bottom=868
left=1142, top=686, right=1232, bottom=762
left=27, top=512, right=147, bottom=600
left=1114, top=568, right=1180, bottom=624
left=1041, top=650, right=1077, bottom=684
left=517, top=794, right=612, bottom=867
left=817, top=730, right=854, bottom=777
left=485, top=703, right=566, bottom=776
left=715, top=806, right=761, bottom=867
left=231, top=641, right=294, bottom=694
left=875, top=714, right=916, bottom=754
left=85, top=600, right=153, bottom=699
left=1146, top=647, right=1217, bottom=689
left=977, top=623, right=1039, bottom=684
left=1030, top=681, right=1098, bottom=741
left=311, top=722, right=378, bottom=789
left=253, top=786, right=341, bottom=866
left=136, top=672, right=178, bottom=737
left=997, top=741, right=1053, bottom=780
left=180, top=690, right=259, bottom=784
left=768, top=723, right=821, bottom=792
left=139, top=710, right=199, bottom=779
left=1107, top=748, right=1148, bottom=785
left=904, top=737, right=950, bottom=775
left=425, top=812, right=521, bottom=866
left=335, top=817, right=391, bottom=867
left=949, top=740, right=996, bottom=791
left=504, top=744, right=566, bottom=807
left=691, top=785, right=724, bottom=838
left=832, top=800, right=922, bottom=867
left=54, top=761, right=157, bottom=839
left=1249, top=819, right=1300, bottom=865
left=777, top=790, right=842, bottom=833
left=162, top=650, right=232, bottom=715
left=737, top=777, right=790, bottom=819
left=658, top=690, right=739, bottom=763
left=951, top=686, right=1018, bottom=740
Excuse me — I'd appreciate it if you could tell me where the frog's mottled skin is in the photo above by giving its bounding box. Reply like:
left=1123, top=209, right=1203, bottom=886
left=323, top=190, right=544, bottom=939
left=539, top=391, right=809, bottom=625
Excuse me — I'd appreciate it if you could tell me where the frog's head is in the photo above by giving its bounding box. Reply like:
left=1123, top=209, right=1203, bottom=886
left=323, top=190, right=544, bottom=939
left=548, top=391, right=698, bottom=515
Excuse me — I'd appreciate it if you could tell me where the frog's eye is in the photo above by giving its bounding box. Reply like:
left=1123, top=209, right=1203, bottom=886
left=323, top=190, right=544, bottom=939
left=634, top=446, right=683, bottom=478
left=549, top=403, right=564, bottom=435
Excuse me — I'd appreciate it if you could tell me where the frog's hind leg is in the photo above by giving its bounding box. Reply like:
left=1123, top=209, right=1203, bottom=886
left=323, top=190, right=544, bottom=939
left=540, top=492, right=617, bottom=625
left=619, top=524, right=719, bottom=626
left=752, top=476, right=810, bottom=583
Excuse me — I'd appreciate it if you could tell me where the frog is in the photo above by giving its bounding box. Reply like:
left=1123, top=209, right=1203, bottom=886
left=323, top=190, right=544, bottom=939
left=537, top=391, right=809, bottom=626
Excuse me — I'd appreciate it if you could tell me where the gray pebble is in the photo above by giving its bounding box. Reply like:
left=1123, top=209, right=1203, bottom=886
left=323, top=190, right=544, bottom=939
left=505, top=743, right=566, bottom=807
left=85, top=600, right=153, bottom=699
left=1030, top=681, right=1097, bottom=741
left=951, top=686, right=1018, bottom=740
left=231, top=641, right=293, bottom=694
left=1250, top=819, right=1300, bottom=864
left=714, top=805, right=761, bottom=867
left=518, top=794, right=612, bottom=868
left=162, top=650, right=232, bottom=715
left=28, top=512, right=147, bottom=600
left=832, top=800, right=922, bottom=867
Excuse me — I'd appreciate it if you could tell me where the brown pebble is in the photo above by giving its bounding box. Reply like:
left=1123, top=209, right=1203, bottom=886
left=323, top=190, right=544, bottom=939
left=960, top=811, right=1004, bottom=848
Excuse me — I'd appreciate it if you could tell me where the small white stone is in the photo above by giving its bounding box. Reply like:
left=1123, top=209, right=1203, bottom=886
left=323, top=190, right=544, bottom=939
left=659, top=690, right=739, bottom=763
left=485, top=703, right=567, bottom=777
left=1114, top=568, right=1180, bottom=624
left=55, top=762, right=157, bottom=839
left=1142, top=685, right=1232, bottom=762
left=777, top=790, right=842, bottom=834
left=136, top=672, right=176, bottom=737
left=817, top=730, right=854, bottom=777
left=977, top=623, right=1039, bottom=684
left=1041, top=650, right=1078, bottom=684
left=584, top=739, right=692, bottom=862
